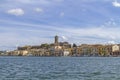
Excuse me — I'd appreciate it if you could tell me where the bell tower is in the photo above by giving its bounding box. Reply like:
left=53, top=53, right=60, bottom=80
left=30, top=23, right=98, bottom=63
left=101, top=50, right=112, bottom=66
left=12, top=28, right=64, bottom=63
left=55, top=35, right=58, bottom=46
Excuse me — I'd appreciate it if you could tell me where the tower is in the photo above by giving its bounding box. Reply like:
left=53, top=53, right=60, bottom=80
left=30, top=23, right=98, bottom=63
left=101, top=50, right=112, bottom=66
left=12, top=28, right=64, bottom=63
left=55, top=35, right=58, bottom=46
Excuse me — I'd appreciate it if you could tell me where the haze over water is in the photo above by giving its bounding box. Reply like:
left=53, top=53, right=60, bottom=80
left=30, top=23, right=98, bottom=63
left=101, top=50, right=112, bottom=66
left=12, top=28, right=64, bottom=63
left=0, top=57, right=120, bottom=80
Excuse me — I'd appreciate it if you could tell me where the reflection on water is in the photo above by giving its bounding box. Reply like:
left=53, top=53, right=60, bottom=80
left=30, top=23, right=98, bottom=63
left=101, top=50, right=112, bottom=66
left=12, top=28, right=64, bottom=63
left=0, top=57, right=120, bottom=80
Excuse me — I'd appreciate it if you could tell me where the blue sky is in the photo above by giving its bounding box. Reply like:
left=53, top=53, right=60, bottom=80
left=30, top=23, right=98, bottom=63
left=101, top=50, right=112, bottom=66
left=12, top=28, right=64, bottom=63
left=0, top=0, right=120, bottom=50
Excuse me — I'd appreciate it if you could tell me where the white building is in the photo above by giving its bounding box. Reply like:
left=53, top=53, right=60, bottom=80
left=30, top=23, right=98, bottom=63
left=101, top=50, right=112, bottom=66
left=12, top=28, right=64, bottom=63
left=112, top=45, right=119, bottom=52
left=63, top=50, right=70, bottom=56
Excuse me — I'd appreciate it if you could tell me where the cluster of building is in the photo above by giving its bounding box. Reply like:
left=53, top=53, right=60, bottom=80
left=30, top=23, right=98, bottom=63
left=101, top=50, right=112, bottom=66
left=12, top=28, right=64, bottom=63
left=4, top=35, right=120, bottom=57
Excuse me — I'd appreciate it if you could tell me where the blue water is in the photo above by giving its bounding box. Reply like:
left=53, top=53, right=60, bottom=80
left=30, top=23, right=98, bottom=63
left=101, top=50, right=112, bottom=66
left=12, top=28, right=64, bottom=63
left=0, top=57, right=120, bottom=80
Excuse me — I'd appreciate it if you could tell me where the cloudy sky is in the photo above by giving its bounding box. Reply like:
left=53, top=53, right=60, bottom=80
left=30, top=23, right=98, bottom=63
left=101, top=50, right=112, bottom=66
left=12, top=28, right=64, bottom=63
left=0, top=0, right=120, bottom=50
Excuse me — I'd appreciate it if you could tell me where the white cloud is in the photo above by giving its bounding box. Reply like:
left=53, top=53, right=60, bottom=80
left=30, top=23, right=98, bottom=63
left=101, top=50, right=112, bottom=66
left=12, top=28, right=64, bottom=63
left=108, top=41, right=116, bottom=44
left=7, top=8, right=24, bottom=16
left=35, top=8, right=43, bottom=12
left=104, top=19, right=117, bottom=26
left=112, top=0, right=120, bottom=7
left=61, top=36, right=68, bottom=41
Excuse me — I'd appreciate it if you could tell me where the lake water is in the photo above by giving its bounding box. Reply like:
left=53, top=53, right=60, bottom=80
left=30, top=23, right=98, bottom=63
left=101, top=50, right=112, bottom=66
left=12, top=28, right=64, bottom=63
left=0, top=57, right=120, bottom=80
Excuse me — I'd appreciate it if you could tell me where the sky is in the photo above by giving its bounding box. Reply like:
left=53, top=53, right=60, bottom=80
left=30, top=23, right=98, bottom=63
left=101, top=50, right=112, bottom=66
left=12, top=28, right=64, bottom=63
left=0, top=0, right=120, bottom=50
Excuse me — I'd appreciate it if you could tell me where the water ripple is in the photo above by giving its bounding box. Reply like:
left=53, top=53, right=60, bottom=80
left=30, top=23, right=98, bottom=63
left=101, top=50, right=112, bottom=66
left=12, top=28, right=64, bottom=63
left=0, top=57, right=120, bottom=80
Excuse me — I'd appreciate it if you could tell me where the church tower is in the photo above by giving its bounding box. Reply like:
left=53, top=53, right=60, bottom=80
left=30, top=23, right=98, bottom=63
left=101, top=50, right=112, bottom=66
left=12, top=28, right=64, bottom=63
left=55, top=35, right=59, bottom=46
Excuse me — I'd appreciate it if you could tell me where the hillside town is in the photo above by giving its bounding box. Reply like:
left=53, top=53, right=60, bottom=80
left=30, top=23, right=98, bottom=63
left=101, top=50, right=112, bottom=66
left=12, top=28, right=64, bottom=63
left=1, top=35, right=120, bottom=57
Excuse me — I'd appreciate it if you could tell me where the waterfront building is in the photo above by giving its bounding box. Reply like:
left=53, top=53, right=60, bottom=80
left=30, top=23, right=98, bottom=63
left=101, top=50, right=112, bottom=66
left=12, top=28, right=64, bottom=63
left=105, top=45, right=112, bottom=56
left=63, top=49, right=70, bottom=56
left=112, top=45, right=119, bottom=52
left=22, top=50, right=29, bottom=56
left=0, top=51, right=7, bottom=56
left=31, top=49, right=47, bottom=56
left=76, top=47, right=82, bottom=56
left=112, top=44, right=120, bottom=56
left=98, top=45, right=109, bottom=56
left=91, top=44, right=108, bottom=56
left=78, top=44, right=109, bottom=56
left=71, top=44, right=80, bottom=56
